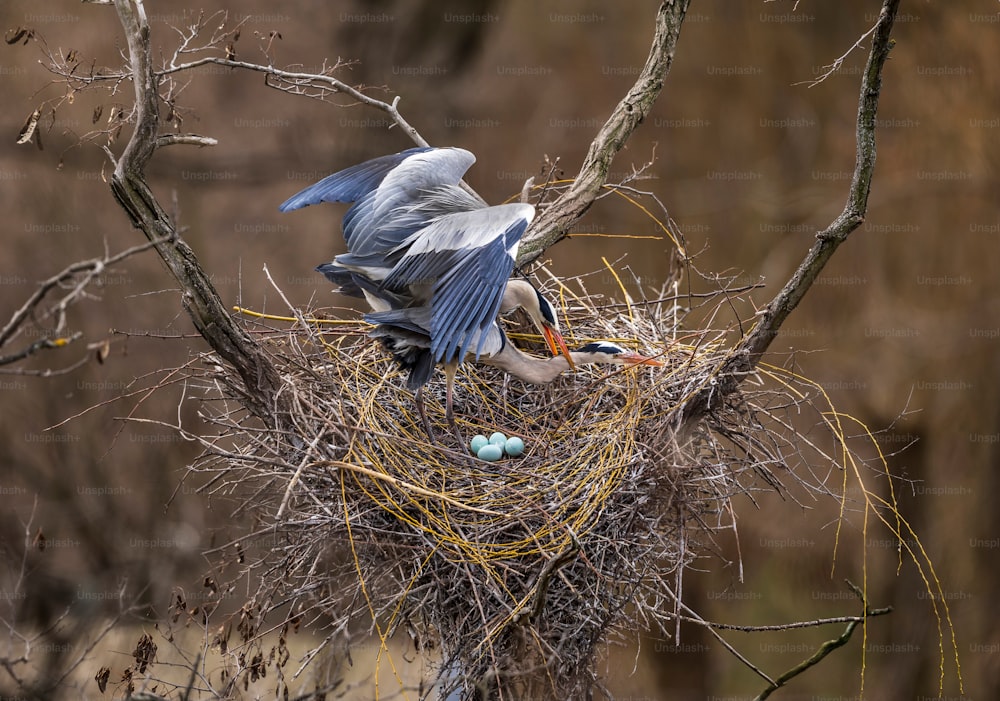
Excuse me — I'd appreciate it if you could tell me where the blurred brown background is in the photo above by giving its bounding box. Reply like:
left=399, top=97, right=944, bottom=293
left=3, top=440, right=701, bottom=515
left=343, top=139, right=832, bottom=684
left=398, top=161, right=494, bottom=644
left=0, top=0, right=995, bottom=698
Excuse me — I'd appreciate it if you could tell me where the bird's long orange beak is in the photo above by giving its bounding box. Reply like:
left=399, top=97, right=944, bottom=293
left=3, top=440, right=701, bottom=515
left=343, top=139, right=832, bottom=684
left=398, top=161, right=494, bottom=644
left=543, top=326, right=576, bottom=371
left=620, top=352, right=664, bottom=366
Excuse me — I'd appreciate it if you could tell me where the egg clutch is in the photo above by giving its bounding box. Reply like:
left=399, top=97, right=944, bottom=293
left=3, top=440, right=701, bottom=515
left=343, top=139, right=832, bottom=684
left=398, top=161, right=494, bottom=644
left=469, top=432, right=526, bottom=461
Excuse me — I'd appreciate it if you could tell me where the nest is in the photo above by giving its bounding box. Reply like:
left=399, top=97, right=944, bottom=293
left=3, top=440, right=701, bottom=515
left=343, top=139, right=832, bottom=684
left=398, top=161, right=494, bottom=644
left=186, top=272, right=835, bottom=699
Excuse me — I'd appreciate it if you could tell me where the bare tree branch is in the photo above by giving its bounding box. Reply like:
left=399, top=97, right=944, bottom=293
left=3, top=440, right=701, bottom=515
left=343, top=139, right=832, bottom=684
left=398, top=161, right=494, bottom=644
left=752, top=580, right=891, bottom=701
left=518, top=0, right=691, bottom=264
left=0, top=236, right=172, bottom=369
left=109, top=0, right=287, bottom=427
left=681, top=0, right=900, bottom=423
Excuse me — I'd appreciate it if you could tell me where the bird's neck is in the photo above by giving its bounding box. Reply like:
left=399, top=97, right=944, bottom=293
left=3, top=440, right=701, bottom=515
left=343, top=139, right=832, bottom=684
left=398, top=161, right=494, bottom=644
left=499, top=279, right=536, bottom=316
left=482, top=343, right=575, bottom=384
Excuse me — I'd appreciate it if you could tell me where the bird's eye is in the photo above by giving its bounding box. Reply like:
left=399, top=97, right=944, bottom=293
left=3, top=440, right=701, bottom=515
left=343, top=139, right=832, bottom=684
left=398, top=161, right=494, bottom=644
left=536, top=292, right=557, bottom=326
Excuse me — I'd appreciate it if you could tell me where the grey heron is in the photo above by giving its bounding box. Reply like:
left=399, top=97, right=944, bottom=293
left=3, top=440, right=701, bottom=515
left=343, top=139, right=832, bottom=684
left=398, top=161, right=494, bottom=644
left=280, top=146, right=586, bottom=436
left=315, top=265, right=570, bottom=362
left=279, top=146, right=573, bottom=362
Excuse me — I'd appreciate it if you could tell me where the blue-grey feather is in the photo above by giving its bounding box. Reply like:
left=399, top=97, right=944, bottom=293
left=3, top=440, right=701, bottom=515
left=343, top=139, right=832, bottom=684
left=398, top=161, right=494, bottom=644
left=278, top=147, right=431, bottom=212
left=288, top=146, right=536, bottom=389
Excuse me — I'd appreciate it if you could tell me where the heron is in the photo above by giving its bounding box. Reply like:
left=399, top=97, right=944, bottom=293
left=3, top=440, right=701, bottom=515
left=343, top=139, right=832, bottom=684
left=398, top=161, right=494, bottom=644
left=281, top=147, right=662, bottom=443
left=279, top=146, right=573, bottom=363
left=323, top=267, right=590, bottom=439
left=279, top=146, right=583, bottom=435
left=315, top=265, right=570, bottom=363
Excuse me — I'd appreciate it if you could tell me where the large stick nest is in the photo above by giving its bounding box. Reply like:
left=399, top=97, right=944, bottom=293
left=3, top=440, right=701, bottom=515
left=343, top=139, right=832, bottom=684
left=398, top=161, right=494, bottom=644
left=185, top=270, right=831, bottom=699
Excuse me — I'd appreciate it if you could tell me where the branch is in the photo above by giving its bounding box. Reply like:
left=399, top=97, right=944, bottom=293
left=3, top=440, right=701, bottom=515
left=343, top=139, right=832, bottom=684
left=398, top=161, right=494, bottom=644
left=752, top=580, right=891, bottom=701
left=517, top=0, right=691, bottom=265
left=154, top=133, right=218, bottom=148
left=159, top=57, right=428, bottom=147
left=689, top=609, right=892, bottom=633
left=801, top=21, right=881, bottom=88
left=0, top=236, right=162, bottom=346
left=0, top=334, right=82, bottom=367
left=511, top=532, right=580, bottom=626
left=108, top=0, right=287, bottom=426
left=681, top=0, right=900, bottom=423
left=753, top=619, right=863, bottom=701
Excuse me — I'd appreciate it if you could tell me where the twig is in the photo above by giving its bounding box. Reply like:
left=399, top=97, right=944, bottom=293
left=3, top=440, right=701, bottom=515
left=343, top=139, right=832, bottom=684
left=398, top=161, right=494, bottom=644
left=679, top=608, right=892, bottom=633
left=676, top=600, right=777, bottom=686
left=0, top=333, right=82, bottom=367
left=0, top=235, right=168, bottom=348
left=800, top=21, right=881, bottom=88
left=276, top=432, right=323, bottom=521
left=154, top=133, right=218, bottom=148
left=753, top=619, right=865, bottom=701
left=752, top=579, right=890, bottom=701
left=512, top=532, right=581, bottom=625
left=160, top=58, right=428, bottom=148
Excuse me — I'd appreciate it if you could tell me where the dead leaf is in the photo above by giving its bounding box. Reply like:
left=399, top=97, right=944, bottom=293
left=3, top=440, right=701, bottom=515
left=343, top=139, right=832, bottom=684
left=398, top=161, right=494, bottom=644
left=95, top=339, right=110, bottom=364
left=94, top=666, right=110, bottom=693
left=5, top=27, right=34, bottom=45
left=132, top=633, right=157, bottom=674
left=16, top=108, right=41, bottom=146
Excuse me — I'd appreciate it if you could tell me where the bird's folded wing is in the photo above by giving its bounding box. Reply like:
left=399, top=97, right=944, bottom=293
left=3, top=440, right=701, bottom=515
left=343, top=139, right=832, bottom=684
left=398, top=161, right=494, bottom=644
left=381, top=204, right=534, bottom=363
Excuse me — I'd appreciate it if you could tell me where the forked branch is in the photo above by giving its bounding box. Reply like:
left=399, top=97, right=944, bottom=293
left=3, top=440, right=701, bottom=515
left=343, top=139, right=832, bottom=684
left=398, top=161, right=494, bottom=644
left=519, top=0, right=691, bottom=263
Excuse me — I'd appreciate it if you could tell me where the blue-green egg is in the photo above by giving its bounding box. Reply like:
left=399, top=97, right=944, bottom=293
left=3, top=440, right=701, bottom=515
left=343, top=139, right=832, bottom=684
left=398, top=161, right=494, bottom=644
left=477, top=443, right=503, bottom=462
left=488, top=432, right=507, bottom=447
left=470, top=434, right=489, bottom=454
left=504, top=436, right=525, bottom=457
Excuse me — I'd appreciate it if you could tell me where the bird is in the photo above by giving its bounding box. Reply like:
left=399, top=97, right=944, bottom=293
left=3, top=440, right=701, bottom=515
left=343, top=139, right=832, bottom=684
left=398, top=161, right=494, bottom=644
left=279, top=146, right=582, bottom=438
left=375, top=315, right=663, bottom=439
left=280, top=146, right=552, bottom=365
left=484, top=339, right=662, bottom=384
left=316, top=265, right=572, bottom=364
left=351, top=286, right=661, bottom=439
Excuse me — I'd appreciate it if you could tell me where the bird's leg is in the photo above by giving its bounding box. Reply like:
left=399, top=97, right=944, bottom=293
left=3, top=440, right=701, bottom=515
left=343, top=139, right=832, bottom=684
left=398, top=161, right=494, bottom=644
left=444, top=365, right=481, bottom=469
left=415, top=386, right=437, bottom=443
left=444, top=363, right=466, bottom=450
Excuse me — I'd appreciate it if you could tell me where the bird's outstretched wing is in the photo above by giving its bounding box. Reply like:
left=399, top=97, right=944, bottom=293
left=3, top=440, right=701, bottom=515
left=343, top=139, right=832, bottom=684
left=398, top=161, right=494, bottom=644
left=380, top=203, right=534, bottom=363
left=278, top=147, right=431, bottom=211
left=279, top=147, right=480, bottom=255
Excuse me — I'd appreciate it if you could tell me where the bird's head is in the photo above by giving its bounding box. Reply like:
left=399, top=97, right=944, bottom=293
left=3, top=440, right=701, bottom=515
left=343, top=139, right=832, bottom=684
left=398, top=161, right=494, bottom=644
left=573, top=341, right=663, bottom=366
left=531, top=287, right=576, bottom=371
left=503, top=280, right=577, bottom=371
